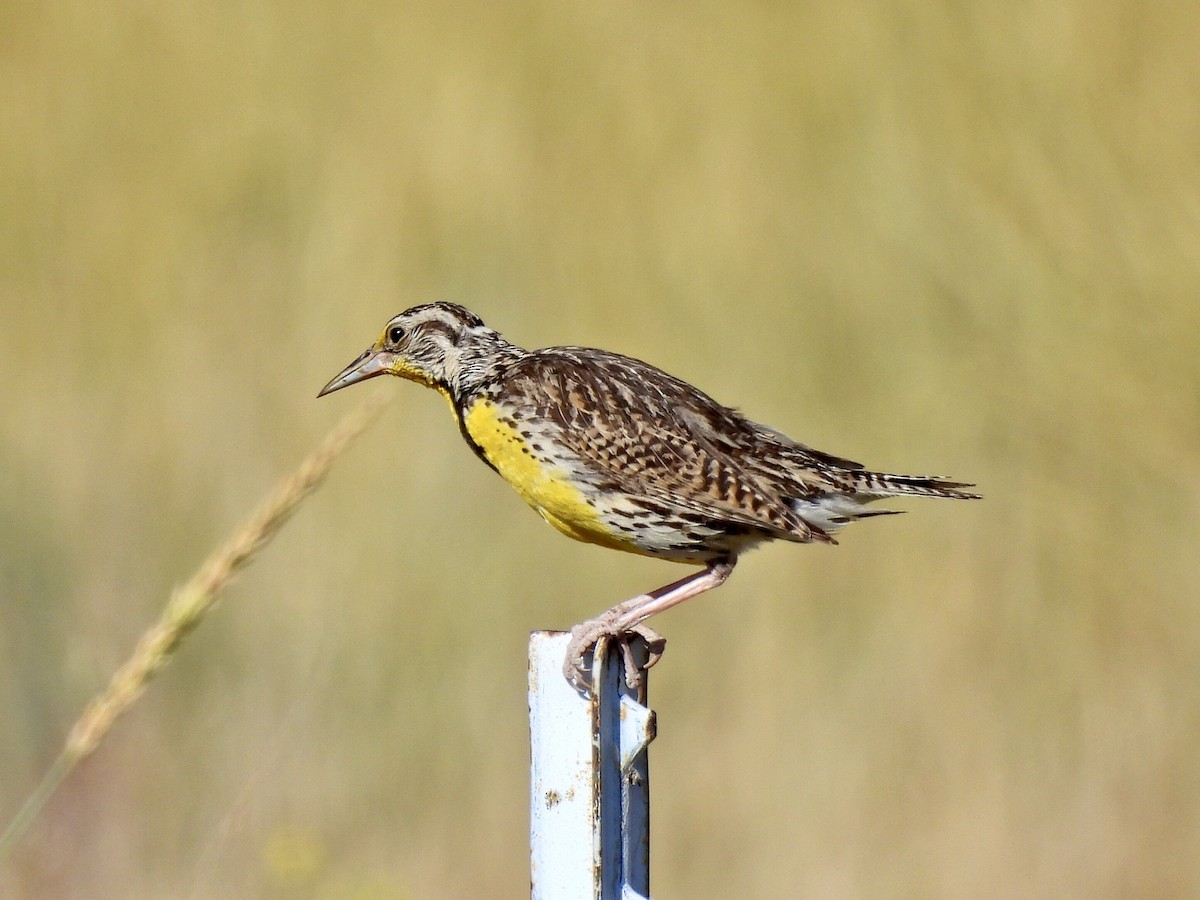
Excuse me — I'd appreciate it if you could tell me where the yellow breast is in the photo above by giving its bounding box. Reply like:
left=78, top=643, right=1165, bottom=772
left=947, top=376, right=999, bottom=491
left=462, top=400, right=633, bottom=552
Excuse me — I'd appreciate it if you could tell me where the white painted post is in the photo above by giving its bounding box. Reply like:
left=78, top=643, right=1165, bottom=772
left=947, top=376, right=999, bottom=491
left=528, top=632, right=656, bottom=900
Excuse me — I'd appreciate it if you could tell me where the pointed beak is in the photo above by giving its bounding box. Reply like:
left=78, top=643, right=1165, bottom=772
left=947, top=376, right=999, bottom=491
left=317, top=347, right=395, bottom=397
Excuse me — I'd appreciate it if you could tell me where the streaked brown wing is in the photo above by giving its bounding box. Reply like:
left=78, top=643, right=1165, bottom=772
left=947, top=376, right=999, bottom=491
left=506, top=348, right=828, bottom=542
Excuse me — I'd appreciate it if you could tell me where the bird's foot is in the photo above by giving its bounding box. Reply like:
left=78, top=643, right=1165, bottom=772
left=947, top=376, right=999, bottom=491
left=564, top=619, right=666, bottom=694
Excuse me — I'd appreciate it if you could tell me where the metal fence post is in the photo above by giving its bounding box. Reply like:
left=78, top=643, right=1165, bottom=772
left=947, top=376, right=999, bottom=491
left=529, top=631, right=656, bottom=900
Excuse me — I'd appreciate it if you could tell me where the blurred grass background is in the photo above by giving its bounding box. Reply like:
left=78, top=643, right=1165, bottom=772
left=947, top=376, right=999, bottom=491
left=2, top=1, right=1198, bottom=896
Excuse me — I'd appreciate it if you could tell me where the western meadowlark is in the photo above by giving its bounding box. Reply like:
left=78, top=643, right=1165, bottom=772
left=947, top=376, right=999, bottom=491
left=319, top=302, right=978, bottom=690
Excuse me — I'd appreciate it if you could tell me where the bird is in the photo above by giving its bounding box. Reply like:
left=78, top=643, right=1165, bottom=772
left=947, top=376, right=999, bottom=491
left=318, top=302, right=979, bottom=691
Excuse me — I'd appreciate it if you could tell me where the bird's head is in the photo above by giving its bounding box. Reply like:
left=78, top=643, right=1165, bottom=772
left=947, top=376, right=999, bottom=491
left=318, top=302, right=507, bottom=401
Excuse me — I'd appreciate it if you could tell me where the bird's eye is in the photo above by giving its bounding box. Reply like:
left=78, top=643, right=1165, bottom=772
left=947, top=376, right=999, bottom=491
left=387, top=325, right=405, bottom=344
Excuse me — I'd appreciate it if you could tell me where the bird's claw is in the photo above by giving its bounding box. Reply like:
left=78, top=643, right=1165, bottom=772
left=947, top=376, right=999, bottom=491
left=564, top=620, right=666, bottom=694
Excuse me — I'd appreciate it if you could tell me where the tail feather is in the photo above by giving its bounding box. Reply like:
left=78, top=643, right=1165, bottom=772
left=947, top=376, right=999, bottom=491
left=788, top=495, right=902, bottom=535
left=850, top=471, right=981, bottom=500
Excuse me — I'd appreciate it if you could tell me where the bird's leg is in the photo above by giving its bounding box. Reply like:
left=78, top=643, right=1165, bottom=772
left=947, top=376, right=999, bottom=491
left=565, top=557, right=736, bottom=692
left=613, top=624, right=667, bottom=689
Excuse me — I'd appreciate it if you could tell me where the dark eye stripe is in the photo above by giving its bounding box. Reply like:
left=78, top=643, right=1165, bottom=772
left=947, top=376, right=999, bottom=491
left=417, top=320, right=459, bottom=344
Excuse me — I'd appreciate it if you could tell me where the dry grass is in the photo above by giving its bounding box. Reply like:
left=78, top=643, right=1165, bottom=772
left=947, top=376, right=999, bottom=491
left=2, top=1, right=1198, bottom=897
left=0, top=395, right=386, bottom=865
